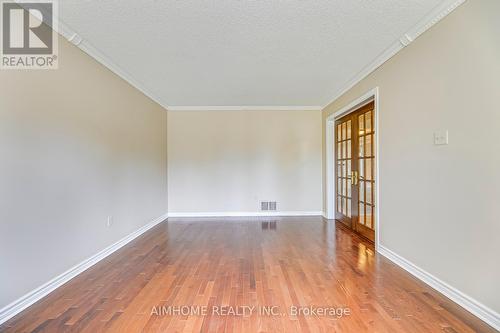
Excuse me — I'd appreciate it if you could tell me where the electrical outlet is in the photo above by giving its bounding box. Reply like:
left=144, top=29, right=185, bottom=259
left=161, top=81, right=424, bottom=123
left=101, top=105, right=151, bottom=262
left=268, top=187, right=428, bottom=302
left=434, top=130, right=449, bottom=145
left=107, top=216, right=113, bottom=227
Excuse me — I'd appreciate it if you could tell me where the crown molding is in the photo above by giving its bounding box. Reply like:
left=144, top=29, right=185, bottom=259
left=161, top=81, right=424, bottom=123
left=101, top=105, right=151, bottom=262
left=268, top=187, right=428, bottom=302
left=14, top=0, right=169, bottom=110
left=58, top=22, right=170, bottom=111
left=17, top=0, right=465, bottom=113
left=321, top=0, right=466, bottom=110
left=25, top=8, right=171, bottom=111
left=167, top=105, right=322, bottom=111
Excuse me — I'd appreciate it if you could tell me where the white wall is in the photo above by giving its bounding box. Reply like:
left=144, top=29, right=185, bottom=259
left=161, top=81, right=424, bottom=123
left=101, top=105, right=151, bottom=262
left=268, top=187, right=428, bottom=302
left=322, top=0, right=500, bottom=314
left=0, top=35, right=168, bottom=309
left=168, top=110, right=322, bottom=214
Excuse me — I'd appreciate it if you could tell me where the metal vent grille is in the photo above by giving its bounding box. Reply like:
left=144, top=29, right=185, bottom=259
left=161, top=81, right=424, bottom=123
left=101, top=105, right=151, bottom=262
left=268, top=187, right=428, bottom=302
left=261, top=201, right=277, bottom=211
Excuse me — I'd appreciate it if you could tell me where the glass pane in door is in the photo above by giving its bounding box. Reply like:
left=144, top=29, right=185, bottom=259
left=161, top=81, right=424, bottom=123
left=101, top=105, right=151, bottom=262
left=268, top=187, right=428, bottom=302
left=357, top=108, right=375, bottom=233
left=335, top=118, right=353, bottom=225
left=359, top=202, right=365, bottom=225
left=365, top=135, right=372, bottom=156
left=365, top=111, right=372, bottom=133
left=366, top=205, right=372, bottom=228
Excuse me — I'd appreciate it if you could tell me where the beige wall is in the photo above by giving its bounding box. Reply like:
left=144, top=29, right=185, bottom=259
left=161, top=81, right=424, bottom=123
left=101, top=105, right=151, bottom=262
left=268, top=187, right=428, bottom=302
left=322, top=0, right=500, bottom=313
left=0, top=36, right=168, bottom=308
left=168, top=110, right=322, bottom=214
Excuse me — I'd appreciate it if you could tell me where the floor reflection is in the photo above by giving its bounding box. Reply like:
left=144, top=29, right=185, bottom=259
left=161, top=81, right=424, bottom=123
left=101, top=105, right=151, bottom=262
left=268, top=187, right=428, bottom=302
left=4, top=216, right=494, bottom=333
left=261, top=220, right=277, bottom=230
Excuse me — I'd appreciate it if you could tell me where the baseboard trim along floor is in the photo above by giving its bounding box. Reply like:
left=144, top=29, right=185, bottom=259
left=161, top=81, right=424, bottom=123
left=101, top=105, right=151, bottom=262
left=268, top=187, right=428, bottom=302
left=0, top=213, right=169, bottom=325
left=168, top=211, right=323, bottom=218
left=378, top=245, right=500, bottom=331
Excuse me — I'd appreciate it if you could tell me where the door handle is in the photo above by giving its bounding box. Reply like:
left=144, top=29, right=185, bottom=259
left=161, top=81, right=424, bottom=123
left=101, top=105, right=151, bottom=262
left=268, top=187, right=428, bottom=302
left=351, top=171, right=359, bottom=185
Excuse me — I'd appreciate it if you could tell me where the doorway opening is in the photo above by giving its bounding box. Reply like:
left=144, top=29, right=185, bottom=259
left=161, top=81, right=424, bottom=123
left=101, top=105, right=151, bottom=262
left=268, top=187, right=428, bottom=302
left=335, top=102, right=375, bottom=241
left=325, top=88, right=379, bottom=245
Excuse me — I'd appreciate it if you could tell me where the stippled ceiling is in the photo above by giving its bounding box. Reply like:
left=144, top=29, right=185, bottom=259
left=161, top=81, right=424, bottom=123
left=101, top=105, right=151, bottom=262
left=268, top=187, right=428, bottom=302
left=59, top=0, right=446, bottom=108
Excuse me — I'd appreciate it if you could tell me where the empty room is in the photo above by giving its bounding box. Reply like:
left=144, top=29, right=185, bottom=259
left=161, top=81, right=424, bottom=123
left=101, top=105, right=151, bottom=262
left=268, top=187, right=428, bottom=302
left=0, top=0, right=499, bottom=332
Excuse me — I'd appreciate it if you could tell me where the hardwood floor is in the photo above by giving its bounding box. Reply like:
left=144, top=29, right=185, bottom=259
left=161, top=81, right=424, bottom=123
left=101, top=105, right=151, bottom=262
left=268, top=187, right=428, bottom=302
left=1, top=217, right=496, bottom=333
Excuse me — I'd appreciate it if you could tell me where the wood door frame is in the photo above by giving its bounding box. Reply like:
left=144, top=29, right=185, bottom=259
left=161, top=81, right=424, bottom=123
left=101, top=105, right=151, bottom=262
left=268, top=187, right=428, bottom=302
left=325, top=87, right=380, bottom=250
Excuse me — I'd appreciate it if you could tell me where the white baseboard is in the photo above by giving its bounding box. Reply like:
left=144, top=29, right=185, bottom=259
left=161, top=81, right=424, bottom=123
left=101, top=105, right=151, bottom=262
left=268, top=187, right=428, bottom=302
left=0, top=213, right=168, bottom=325
left=378, top=245, right=500, bottom=331
left=168, top=211, right=323, bottom=218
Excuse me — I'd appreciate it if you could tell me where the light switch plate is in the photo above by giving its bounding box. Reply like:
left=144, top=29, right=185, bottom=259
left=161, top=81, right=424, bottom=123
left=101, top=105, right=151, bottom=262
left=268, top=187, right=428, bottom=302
left=434, top=130, right=449, bottom=145
left=107, top=216, right=113, bottom=227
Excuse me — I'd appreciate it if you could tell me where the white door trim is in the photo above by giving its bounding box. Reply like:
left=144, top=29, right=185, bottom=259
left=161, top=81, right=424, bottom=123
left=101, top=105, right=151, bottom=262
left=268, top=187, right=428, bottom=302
left=325, top=87, right=380, bottom=250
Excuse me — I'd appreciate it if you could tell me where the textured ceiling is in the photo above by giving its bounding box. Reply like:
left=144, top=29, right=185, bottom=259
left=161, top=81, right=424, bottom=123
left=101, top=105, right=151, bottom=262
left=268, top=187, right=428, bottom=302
left=59, top=0, right=444, bottom=107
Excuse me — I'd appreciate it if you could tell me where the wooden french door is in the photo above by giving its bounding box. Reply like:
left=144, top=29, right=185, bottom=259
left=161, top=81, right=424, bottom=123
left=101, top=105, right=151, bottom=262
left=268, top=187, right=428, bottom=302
left=334, top=102, right=375, bottom=242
